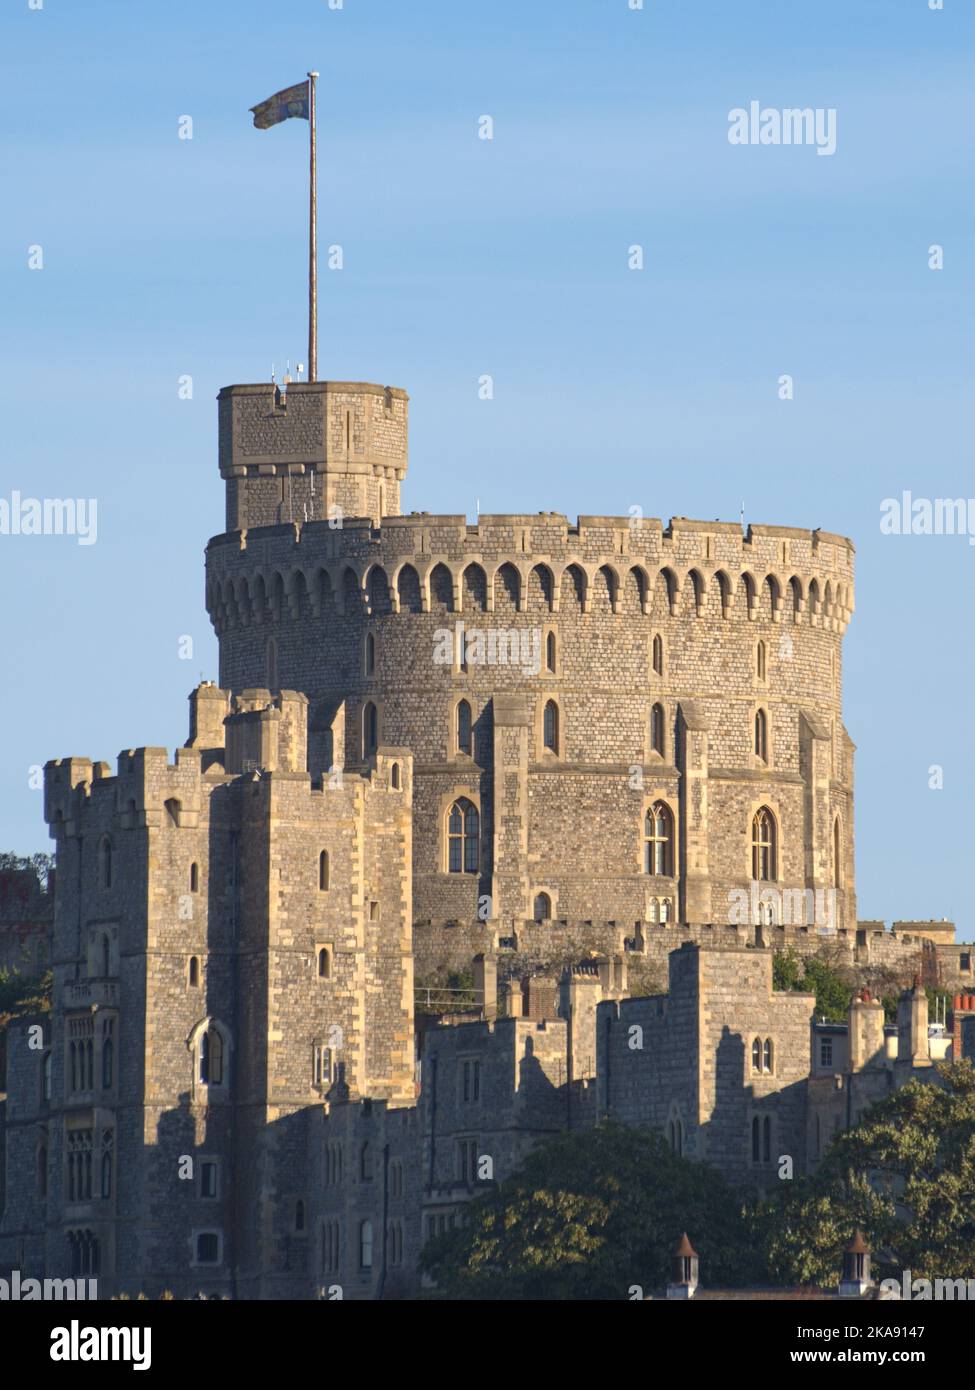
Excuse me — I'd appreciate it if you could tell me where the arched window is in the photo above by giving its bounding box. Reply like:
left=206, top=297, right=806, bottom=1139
left=365, top=632, right=376, bottom=676
left=199, top=1026, right=224, bottom=1087
left=319, top=850, right=330, bottom=892
left=756, top=640, right=766, bottom=681
left=751, top=1038, right=762, bottom=1073
left=752, top=807, right=777, bottom=882
left=543, top=700, right=559, bottom=754
left=763, top=1116, right=772, bottom=1163
left=650, top=703, right=665, bottom=756
left=359, top=1219, right=374, bottom=1270
left=165, top=797, right=181, bottom=828
left=456, top=700, right=472, bottom=756
left=101, top=1020, right=114, bottom=1089
left=391, top=762, right=401, bottom=789
left=533, top=892, right=551, bottom=922
left=546, top=631, right=556, bottom=673
left=360, top=1142, right=373, bottom=1180
left=98, top=836, right=113, bottom=891
left=652, top=634, right=663, bottom=676
left=190, top=862, right=199, bottom=893
left=363, top=701, right=378, bottom=758
left=660, top=897, right=671, bottom=923
left=644, top=802, right=674, bottom=877
left=754, top=709, right=768, bottom=761
left=101, top=1133, right=113, bottom=1199
left=447, top=799, right=479, bottom=874
left=188, top=956, right=200, bottom=988
left=763, top=1038, right=774, bottom=1073
left=317, top=947, right=330, bottom=979
left=833, top=817, right=842, bottom=887
left=648, top=897, right=660, bottom=923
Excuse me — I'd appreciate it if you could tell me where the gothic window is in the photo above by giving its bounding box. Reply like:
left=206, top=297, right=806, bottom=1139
left=751, top=1038, right=762, bottom=1073
left=313, top=1045, right=332, bottom=1091
left=533, top=892, right=551, bottom=922
left=649, top=897, right=660, bottom=923
left=652, top=633, right=663, bottom=676
left=319, top=850, right=330, bottom=891
left=752, top=807, right=777, bottom=882
left=660, top=897, right=672, bottom=922
left=101, top=1017, right=115, bottom=1089
left=68, top=1230, right=100, bottom=1278
left=199, top=1025, right=225, bottom=1087
left=317, top=947, right=330, bottom=979
left=101, top=1130, right=114, bottom=1199
left=543, top=700, right=559, bottom=754
left=456, top=699, right=472, bottom=756
left=188, top=956, right=200, bottom=988
left=190, top=862, right=199, bottom=893
left=644, top=802, right=674, bottom=877
left=755, top=708, right=768, bottom=761
left=67, top=1128, right=93, bottom=1202
left=763, top=1038, right=774, bottom=1074
left=650, top=703, right=665, bottom=756
left=365, top=632, right=376, bottom=676
left=362, top=701, right=378, bottom=758
left=68, top=1017, right=95, bottom=1094
left=391, top=762, right=401, bottom=789
left=98, top=836, right=113, bottom=891
left=546, top=631, right=556, bottom=673
left=756, top=640, right=766, bottom=681
left=360, top=1142, right=373, bottom=1181
left=447, top=798, right=479, bottom=874
left=461, top=1059, right=481, bottom=1103
left=359, top=1220, right=373, bottom=1270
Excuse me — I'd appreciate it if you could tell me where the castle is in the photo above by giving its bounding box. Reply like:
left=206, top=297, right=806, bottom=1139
left=0, top=379, right=971, bottom=1299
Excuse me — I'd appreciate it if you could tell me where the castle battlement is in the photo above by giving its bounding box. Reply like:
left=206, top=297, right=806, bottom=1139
left=205, top=513, right=854, bottom=636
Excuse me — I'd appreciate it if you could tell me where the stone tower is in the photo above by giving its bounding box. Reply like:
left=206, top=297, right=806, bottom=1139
left=218, top=381, right=408, bottom=531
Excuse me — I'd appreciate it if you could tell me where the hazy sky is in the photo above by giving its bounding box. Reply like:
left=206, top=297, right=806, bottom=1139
left=1, top=0, right=972, bottom=938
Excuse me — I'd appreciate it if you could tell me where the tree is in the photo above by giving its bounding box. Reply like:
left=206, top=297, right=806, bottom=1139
left=772, top=948, right=852, bottom=1023
left=419, top=1122, right=761, bottom=1299
left=757, top=1062, right=975, bottom=1285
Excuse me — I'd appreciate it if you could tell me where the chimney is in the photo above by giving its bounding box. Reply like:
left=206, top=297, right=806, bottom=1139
left=848, top=988, right=885, bottom=1071
left=472, top=954, right=497, bottom=1018
left=838, top=1230, right=872, bottom=1298
left=896, top=979, right=930, bottom=1067
left=666, top=1233, right=699, bottom=1299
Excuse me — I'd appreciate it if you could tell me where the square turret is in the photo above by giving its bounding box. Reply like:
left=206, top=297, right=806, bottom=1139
left=217, top=381, right=408, bottom=531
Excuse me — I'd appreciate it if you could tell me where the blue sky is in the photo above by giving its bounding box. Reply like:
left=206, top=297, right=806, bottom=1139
left=1, top=0, right=972, bottom=937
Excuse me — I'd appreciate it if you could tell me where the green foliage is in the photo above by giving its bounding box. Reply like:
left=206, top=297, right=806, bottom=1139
left=772, top=949, right=851, bottom=1022
left=756, top=1062, right=975, bottom=1285
left=0, top=968, right=52, bottom=1018
left=419, top=1122, right=761, bottom=1299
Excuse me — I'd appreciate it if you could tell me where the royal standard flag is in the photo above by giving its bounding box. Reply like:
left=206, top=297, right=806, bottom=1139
left=250, top=81, right=310, bottom=129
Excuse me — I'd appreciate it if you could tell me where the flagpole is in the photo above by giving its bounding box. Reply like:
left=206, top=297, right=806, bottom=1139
left=308, top=71, right=319, bottom=383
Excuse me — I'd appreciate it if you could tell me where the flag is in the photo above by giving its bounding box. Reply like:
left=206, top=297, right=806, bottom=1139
left=250, top=81, right=310, bottom=129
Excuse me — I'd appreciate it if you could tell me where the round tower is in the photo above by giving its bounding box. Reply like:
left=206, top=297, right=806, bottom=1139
left=206, top=389, right=856, bottom=949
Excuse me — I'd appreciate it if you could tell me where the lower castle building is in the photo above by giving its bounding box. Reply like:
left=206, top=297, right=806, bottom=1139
left=0, top=377, right=970, bottom=1298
